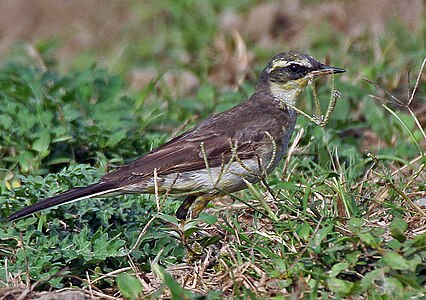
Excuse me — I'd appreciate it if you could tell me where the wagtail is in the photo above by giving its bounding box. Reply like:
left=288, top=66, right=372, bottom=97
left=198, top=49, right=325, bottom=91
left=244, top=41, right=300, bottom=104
left=8, top=51, right=345, bottom=222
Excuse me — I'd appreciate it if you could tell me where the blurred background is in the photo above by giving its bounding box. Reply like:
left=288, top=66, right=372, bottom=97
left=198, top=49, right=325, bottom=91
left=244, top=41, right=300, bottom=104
left=1, top=0, right=424, bottom=80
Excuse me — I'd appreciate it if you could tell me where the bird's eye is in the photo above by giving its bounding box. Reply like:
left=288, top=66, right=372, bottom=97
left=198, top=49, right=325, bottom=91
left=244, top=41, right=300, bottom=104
left=288, top=64, right=301, bottom=73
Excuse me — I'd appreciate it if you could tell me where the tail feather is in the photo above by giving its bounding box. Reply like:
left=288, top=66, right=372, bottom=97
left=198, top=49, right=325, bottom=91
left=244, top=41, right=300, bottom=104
left=7, top=182, right=122, bottom=221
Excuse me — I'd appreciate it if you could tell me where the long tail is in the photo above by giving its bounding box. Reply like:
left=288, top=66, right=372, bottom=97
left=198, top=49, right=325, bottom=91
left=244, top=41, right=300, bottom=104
left=7, top=182, right=122, bottom=221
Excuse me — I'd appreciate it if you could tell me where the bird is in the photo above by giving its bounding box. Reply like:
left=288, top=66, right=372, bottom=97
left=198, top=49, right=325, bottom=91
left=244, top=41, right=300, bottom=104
left=8, top=51, right=345, bottom=222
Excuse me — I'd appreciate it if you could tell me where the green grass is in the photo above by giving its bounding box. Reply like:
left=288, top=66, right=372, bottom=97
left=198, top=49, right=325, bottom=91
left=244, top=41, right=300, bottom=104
left=1, top=1, right=425, bottom=299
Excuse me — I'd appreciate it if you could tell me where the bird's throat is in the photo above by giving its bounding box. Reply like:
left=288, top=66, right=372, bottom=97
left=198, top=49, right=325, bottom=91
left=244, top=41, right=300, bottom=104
left=269, top=78, right=308, bottom=107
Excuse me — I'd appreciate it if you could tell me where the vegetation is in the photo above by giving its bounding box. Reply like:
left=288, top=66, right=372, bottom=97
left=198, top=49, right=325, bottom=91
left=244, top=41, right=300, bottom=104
left=0, top=1, right=425, bottom=299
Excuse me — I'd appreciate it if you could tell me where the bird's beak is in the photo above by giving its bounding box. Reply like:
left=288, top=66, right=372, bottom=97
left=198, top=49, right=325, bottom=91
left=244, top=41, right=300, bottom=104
left=312, top=64, right=346, bottom=76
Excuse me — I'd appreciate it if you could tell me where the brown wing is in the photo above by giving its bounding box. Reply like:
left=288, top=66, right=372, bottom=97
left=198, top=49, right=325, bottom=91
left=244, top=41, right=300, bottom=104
left=101, top=127, right=266, bottom=183
left=101, top=87, right=295, bottom=185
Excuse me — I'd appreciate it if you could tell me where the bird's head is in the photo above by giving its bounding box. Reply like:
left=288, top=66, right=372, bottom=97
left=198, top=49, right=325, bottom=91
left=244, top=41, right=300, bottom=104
left=258, top=51, right=345, bottom=106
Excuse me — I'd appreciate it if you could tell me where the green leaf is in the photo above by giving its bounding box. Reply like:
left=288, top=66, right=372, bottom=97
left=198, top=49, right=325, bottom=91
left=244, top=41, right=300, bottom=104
left=272, top=259, right=287, bottom=273
left=163, top=270, right=190, bottom=300
left=329, top=262, right=349, bottom=277
left=105, top=129, right=127, bottom=147
left=32, top=131, right=51, bottom=155
left=274, top=181, right=300, bottom=191
left=359, top=232, right=379, bottom=248
left=327, top=278, right=354, bottom=296
left=380, top=277, right=404, bottom=296
left=157, top=213, right=177, bottom=224
left=310, top=225, right=333, bottom=253
left=116, top=273, right=143, bottom=300
left=200, top=235, right=220, bottom=247
left=134, top=78, right=158, bottom=109
left=183, top=227, right=200, bottom=238
left=388, top=239, right=402, bottom=250
left=390, top=218, right=408, bottom=242
left=393, top=273, right=422, bottom=289
left=197, top=212, right=217, bottom=225
left=410, top=232, right=426, bottom=247
left=348, top=218, right=363, bottom=231
left=0, top=114, right=13, bottom=128
left=15, top=217, right=38, bottom=230
left=17, top=151, right=35, bottom=173
left=345, top=251, right=360, bottom=264
left=406, top=254, right=422, bottom=272
left=381, top=252, right=410, bottom=271
left=296, top=222, right=312, bottom=241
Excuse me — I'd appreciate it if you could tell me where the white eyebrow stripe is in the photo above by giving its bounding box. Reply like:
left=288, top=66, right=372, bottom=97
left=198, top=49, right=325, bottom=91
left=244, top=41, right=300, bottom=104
left=271, top=61, right=293, bottom=68
left=268, top=60, right=311, bottom=73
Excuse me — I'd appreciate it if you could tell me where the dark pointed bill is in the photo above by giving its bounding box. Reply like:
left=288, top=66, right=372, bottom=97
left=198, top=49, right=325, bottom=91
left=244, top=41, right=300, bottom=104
left=312, top=64, right=346, bottom=76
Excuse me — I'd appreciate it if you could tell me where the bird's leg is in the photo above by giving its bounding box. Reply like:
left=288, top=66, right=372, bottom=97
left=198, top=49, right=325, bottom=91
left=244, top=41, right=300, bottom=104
left=191, top=194, right=216, bottom=218
left=176, top=195, right=197, bottom=220
left=176, top=194, right=219, bottom=257
left=176, top=194, right=217, bottom=220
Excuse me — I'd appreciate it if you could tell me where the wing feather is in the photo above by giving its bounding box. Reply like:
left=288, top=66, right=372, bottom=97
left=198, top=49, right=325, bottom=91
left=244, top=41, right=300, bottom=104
left=101, top=128, right=266, bottom=182
left=101, top=94, right=287, bottom=185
